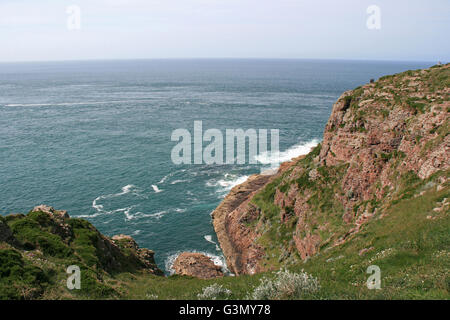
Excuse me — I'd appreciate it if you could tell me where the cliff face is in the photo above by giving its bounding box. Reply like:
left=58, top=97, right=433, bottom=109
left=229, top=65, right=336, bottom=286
left=212, top=174, right=272, bottom=275
left=212, top=64, right=450, bottom=275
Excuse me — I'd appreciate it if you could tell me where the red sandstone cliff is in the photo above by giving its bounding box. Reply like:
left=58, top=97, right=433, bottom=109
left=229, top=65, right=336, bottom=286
left=212, top=64, right=450, bottom=275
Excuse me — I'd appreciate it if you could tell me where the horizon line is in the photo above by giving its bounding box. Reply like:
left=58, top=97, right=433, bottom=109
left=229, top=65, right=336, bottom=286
left=0, top=57, right=443, bottom=65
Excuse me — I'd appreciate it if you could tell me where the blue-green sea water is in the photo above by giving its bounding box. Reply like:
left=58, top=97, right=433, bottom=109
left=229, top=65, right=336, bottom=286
left=0, top=59, right=432, bottom=272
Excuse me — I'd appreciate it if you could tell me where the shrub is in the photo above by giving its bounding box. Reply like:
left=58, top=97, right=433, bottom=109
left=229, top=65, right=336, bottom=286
left=9, top=218, right=72, bottom=258
left=197, top=283, right=231, bottom=300
left=248, top=277, right=277, bottom=300
left=0, top=249, right=50, bottom=299
left=28, top=211, right=53, bottom=227
left=248, top=269, right=320, bottom=300
left=406, top=98, right=426, bottom=114
left=36, top=235, right=72, bottom=258
left=343, top=96, right=352, bottom=111
left=0, top=249, right=24, bottom=278
left=75, top=268, right=117, bottom=298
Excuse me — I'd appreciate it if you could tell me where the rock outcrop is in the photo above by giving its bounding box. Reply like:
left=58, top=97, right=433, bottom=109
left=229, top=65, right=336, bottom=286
left=2, top=205, right=163, bottom=274
left=0, top=205, right=164, bottom=299
left=32, top=204, right=69, bottom=220
left=111, top=234, right=159, bottom=271
left=212, top=174, right=272, bottom=275
left=172, top=252, right=223, bottom=279
left=212, top=64, right=450, bottom=275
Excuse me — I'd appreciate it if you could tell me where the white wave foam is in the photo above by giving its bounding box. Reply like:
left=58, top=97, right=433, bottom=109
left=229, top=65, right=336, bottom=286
left=206, top=174, right=250, bottom=199
left=206, top=175, right=249, bottom=192
left=204, top=140, right=319, bottom=199
left=255, top=139, right=319, bottom=165
left=80, top=184, right=140, bottom=219
left=219, top=175, right=249, bottom=190
left=148, top=211, right=167, bottom=219
left=170, top=179, right=187, bottom=185
left=125, top=206, right=185, bottom=221
left=123, top=207, right=135, bottom=220
left=92, top=196, right=104, bottom=212
left=76, top=212, right=103, bottom=218
left=120, top=184, right=135, bottom=194
left=158, top=173, right=173, bottom=184
left=125, top=210, right=167, bottom=221
left=204, top=235, right=221, bottom=251
left=151, top=185, right=163, bottom=193
left=158, top=169, right=187, bottom=184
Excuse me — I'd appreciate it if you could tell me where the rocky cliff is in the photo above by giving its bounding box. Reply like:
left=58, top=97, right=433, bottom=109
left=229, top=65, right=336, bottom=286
left=0, top=205, right=163, bottom=299
left=212, top=64, right=449, bottom=275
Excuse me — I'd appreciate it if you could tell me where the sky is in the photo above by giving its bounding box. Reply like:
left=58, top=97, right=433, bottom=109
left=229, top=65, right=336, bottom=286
left=0, top=0, right=449, bottom=62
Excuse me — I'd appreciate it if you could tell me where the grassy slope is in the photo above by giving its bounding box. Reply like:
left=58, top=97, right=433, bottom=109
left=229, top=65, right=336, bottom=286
left=120, top=169, right=449, bottom=300
left=297, top=171, right=449, bottom=299
left=0, top=211, right=160, bottom=300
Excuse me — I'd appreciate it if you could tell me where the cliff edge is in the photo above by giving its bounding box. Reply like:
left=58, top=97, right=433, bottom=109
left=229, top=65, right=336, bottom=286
left=212, top=64, right=449, bottom=275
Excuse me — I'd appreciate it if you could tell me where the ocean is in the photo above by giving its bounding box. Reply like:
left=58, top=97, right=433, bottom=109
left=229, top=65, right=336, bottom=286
left=0, top=59, right=432, bottom=272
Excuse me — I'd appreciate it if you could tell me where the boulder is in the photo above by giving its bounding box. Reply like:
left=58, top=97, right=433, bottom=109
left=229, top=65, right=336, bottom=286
left=172, top=252, right=223, bottom=279
left=32, top=205, right=69, bottom=220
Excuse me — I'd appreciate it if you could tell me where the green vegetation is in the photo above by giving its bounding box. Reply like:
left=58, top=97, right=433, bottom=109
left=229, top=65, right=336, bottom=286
left=0, top=249, right=50, bottom=300
left=406, top=97, right=426, bottom=114
left=298, top=174, right=449, bottom=299
left=0, top=208, right=161, bottom=299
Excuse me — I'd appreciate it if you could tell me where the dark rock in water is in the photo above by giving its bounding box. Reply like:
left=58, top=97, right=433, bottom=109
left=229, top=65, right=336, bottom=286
left=173, top=252, right=223, bottom=279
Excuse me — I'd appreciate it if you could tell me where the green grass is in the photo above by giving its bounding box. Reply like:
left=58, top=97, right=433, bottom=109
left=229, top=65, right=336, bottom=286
left=297, top=180, right=449, bottom=299
left=0, top=209, right=162, bottom=300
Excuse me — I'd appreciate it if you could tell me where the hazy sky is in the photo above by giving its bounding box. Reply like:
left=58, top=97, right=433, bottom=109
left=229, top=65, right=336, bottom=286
left=0, top=0, right=449, bottom=62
